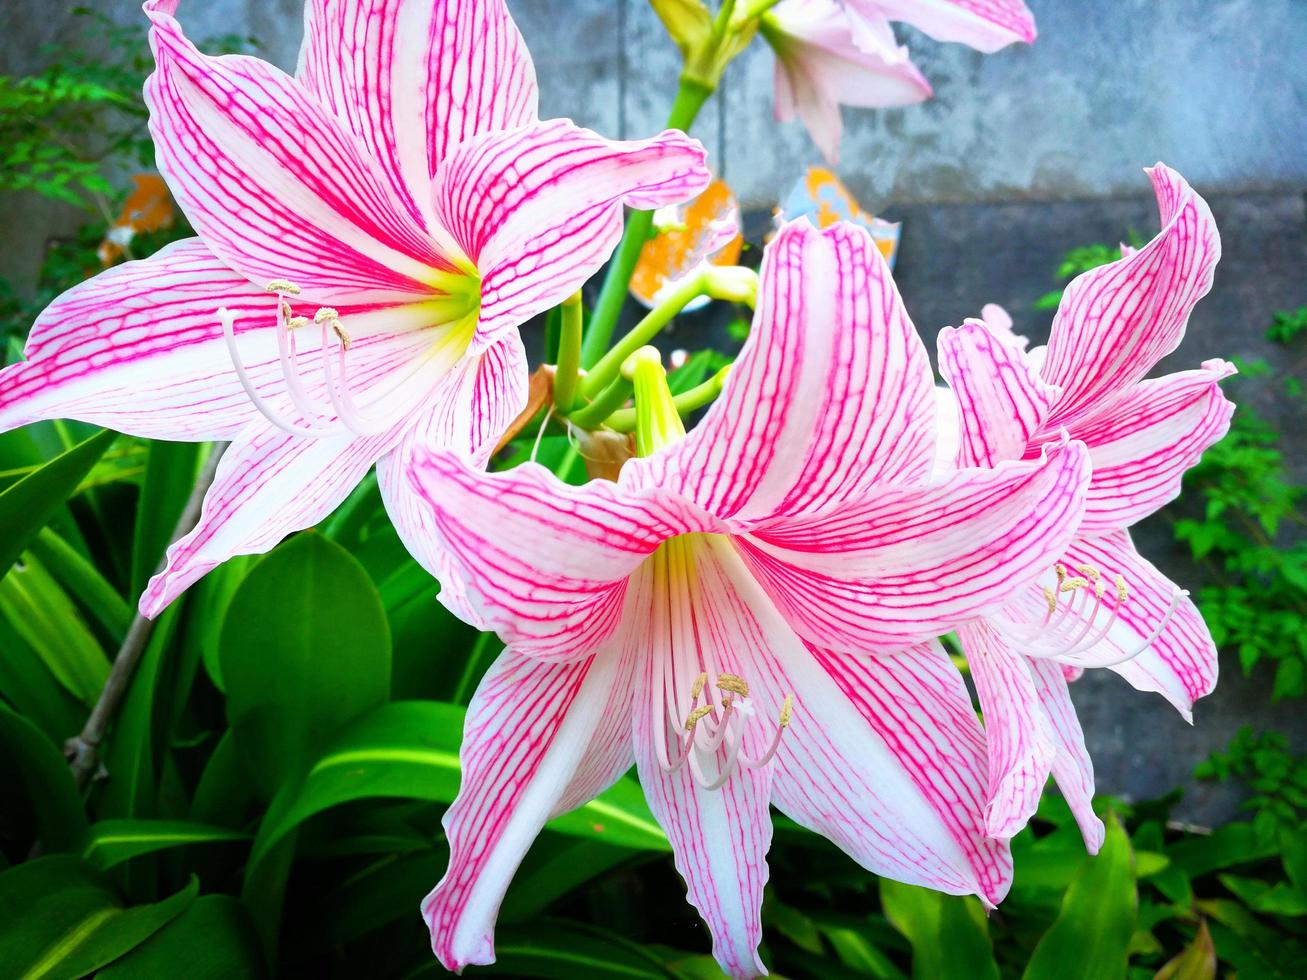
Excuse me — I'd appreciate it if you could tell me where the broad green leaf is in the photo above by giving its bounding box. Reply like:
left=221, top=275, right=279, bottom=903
left=1154, top=921, right=1216, bottom=980
left=130, top=440, right=203, bottom=598
left=1216, top=874, right=1307, bottom=916
left=27, top=527, right=131, bottom=638
left=219, top=533, right=391, bottom=797
left=1168, top=822, right=1279, bottom=877
left=0, top=612, right=84, bottom=742
left=501, top=837, right=644, bottom=924
left=185, top=553, right=255, bottom=694
left=0, top=855, right=196, bottom=980
left=318, top=850, right=445, bottom=945
left=811, top=912, right=908, bottom=979
left=880, top=879, right=998, bottom=980
left=0, top=551, right=108, bottom=704
left=482, top=921, right=667, bottom=978
left=190, top=730, right=255, bottom=829
left=1023, top=813, right=1137, bottom=980
left=97, top=895, right=267, bottom=979
left=0, top=703, right=89, bottom=852
left=248, top=701, right=667, bottom=878
left=80, top=819, right=250, bottom=870
left=0, top=428, right=116, bottom=580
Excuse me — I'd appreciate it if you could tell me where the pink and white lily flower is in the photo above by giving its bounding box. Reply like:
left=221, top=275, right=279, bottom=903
left=407, top=219, right=1090, bottom=978
left=762, top=0, right=1035, bottom=163
left=0, top=0, right=709, bottom=617
left=935, top=164, right=1234, bottom=849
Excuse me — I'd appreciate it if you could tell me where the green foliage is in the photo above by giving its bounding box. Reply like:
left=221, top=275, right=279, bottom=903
left=1266, top=306, right=1307, bottom=345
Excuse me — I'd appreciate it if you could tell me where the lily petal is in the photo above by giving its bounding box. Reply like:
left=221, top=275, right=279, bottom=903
left=852, top=0, right=1037, bottom=52
left=1060, top=531, right=1218, bottom=720
left=1025, top=656, right=1104, bottom=852
left=423, top=641, right=637, bottom=972
left=1077, top=360, right=1235, bottom=533
left=740, top=442, right=1091, bottom=651
left=625, top=219, right=936, bottom=521
left=938, top=318, right=1060, bottom=468
left=959, top=622, right=1055, bottom=840
left=433, top=120, right=710, bottom=346
left=378, top=335, right=528, bottom=579
left=140, top=419, right=400, bottom=617
left=1042, top=165, right=1221, bottom=426
left=404, top=450, right=720, bottom=662
left=144, top=0, right=444, bottom=305
left=709, top=539, right=1014, bottom=905
left=298, top=0, right=538, bottom=229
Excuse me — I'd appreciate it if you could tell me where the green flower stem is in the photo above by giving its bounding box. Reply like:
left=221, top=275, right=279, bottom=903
left=569, top=374, right=636, bottom=430
left=629, top=348, right=687, bottom=457
left=580, top=269, right=710, bottom=401
left=580, top=77, right=714, bottom=369
left=552, top=291, right=584, bottom=413
left=606, top=363, right=731, bottom=433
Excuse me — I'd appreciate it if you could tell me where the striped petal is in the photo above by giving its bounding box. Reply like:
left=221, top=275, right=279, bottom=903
left=1042, top=165, right=1221, bottom=427
left=852, top=0, right=1037, bottom=52
left=378, top=335, right=528, bottom=580
left=739, top=442, right=1090, bottom=651
left=403, top=450, right=721, bottom=662
left=1076, top=360, right=1235, bottom=533
left=140, top=419, right=401, bottom=617
left=959, top=622, right=1055, bottom=840
left=298, top=0, right=538, bottom=230
left=433, top=120, right=710, bottom=346
left=699, top=537, right=1014, bottom=908
left=768, top=0, right=931, bottom=164
left=937, top=318, right=1060, bottom=468
left=423, top=640, right=637, bottom=973
left=1026, top=656, right=1104, bottom=852
left=625, top=219, right=936, bottom=522
left=144, top=0, right=445, bottom=305
left=1059, top=531, right=1218, bottom=720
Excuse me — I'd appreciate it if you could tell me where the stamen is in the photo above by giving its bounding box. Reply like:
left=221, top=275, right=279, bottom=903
left=1114, top=574, right=1128, bottom=602
left=218, top=307, right=335, bottom=438
left=690, top=672, right=707, bottom=699
left=1060, top=576, right=1089, bottom=592
left=1042, top=586, right=1057, bottom=614
left=265, top=278, right=301, bottom=295
left=287, top=316, right=309, bottom=330
left=1076, top=564, right=1101, bottom=582
left=717, top=673, right=750, bottom=696
left=684, top=704, right=713, bottom=731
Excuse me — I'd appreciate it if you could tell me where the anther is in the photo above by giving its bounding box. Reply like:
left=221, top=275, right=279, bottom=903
left=684, top=704, right=713, bottom=731
left=1042, top=586, right=1057, bottom=614
left=287, top=316, right=308, bottom=330
left=779, top=695, right=793, bottom=727
left=1076, top=564, right=1101, bottom=582
left=716, top=673, right=750, bottom=697
left=265, top=278, right=301, bottom=295
left=1114, top=574, right=1128, bottom=602
left=313, top=307, right=340, bottom=323
left=690, top=672, right=707, bottom=699
left=1060, top=576, right=1089, bottom=592
left=333, top=322, right=352, bottom=350
left=1055, top=564, right=1067, bottom=585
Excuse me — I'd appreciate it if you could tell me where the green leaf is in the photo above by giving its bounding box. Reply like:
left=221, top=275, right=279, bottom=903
left=1168, top=822, right=1280, bottom=878
left=97, top=895, right=267, bottom=979
left=880, top=879, right=997, bottom=980
left=481, top=921, right=667, bottom=978
left=248, top=701, right=666, bottom=880
left=1154, top=921, right=1216, bottom=980
left=26, top=527, right=131, bottom=638
left=1023, top=813, right=1137, bottom=980
left=80, top=819, right=251, bottom=870
left=0, top=703, right=88, bottom=852
left=0, top=428, right=116, bottom=581
left=1216, top=874, right=1307, bottom=916
left=219, top=533, right=392, bottom=798
left=811, top=912, right=908, bottom=979
left=0, top=856, right=196, bottom=980
left=130, top=441, right=202, bottom=598
left=190, top=730, right=255, bottom=829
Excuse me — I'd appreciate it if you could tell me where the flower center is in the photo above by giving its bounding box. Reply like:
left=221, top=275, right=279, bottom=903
left=990, top=561, right=1186, bottom=666
left=219, top=274, right=480, bottom=439
left=648, top=536, right=793, bottom=790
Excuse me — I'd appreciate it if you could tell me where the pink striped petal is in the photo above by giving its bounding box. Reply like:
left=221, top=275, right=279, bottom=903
left=959, top=622, right=1055, bottom=840
left=739, top=442, right=1090, bottom=650
left=433, top=120, right=710, bottom=345
left=144, top=0, right=446, bottom=305
left=1041, top=165, right=1221, bottom=426
left=629, top=536, right=780, bottom=978
left=851, top=0, right=1036, bottom=52
left=1025, top=656, right=1104, bottom=852
left=0, top=240, right=266, bottom=441
left=298, top=0, right=538, bottom=230
left=1059, top=531, right=1218, bottom=720
left=403, top=451, right=721, bottom=662
left=769, top=1, right=931, bottom=164
left=698, top=538, right=1014, bottom=906
left=624, top=219, right=936, bottom=522
left=937, top=319, right=1060, bottom=468
left=140, top=419, right=402, bottom=617
left=378, top=335, right=528, bottom=579
left=1076, top=360, right=1235, bottom=533
left=424, top=641, right=637, bottom=972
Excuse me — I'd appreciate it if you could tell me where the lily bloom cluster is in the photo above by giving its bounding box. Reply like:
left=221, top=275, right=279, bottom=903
left=0, top=1, right=1230, bottom=978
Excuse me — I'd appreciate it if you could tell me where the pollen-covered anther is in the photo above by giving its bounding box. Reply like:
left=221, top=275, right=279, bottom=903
left=313, top=307, right=340, bottom=323
left=684, top=704, right=714, bottom=731
left=690, top=672, right=707, bottom=699
left=1114, top=574, right=1128, bottom=602
left=286, top=316, right=308, bottom=330
left=1042, top=585, right=1058, bottom=614
left=265, top=278, right=301, bottom=295
left=1055, top=563, right=1067, bottom=585
left=332, top=322, right=352, bottom=351
left=1076, top=563, right=1101, bottom=582
left=1059, top=576, right=1089, bottom=593
left=716, top=673, right=750, bottom=697
left=778, top=694, right=793, bottom=728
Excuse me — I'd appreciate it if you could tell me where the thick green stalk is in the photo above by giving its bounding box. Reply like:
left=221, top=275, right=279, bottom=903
left=552, top=291, right=584, bottom=412
left=580, top=77, right=714, bottom=368
left=569, top=374, right=636, bottom=430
